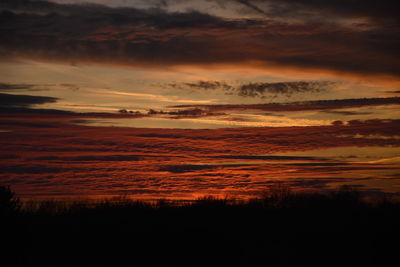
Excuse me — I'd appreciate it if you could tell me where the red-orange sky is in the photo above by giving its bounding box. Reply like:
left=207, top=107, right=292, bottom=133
left=0, top=0, right=399, bottom=199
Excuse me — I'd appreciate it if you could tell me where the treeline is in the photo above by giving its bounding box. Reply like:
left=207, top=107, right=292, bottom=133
left=1, top=185, right=399, bottom=267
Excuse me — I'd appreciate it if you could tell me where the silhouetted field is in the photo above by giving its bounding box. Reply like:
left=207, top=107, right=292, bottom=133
left=1, top=185, right=399, bottom=267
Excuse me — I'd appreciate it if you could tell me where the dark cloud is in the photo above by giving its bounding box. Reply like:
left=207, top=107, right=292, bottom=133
left=0, top=154, right=19, bottom=160
left=33, top=154, right=144, bottom=162
left=235, top=0, right=267, bottom=15
left=168, top=80, right=334, bottom=98
left=0, top=106, right=145, bottom=119
left=209, top=155, right=320, bottom=160
left=0, top=106, right=74, bottom=115
left=159, top=164, right=219, bottom=173
left=182, top=81, right=234, bottom=91
left=248, top=0, right=399, bottom=23
left=0, top=119, right=59, bottom=128
left=0, top=164, right=67, bottom=174
left=0, top=93, right=58, bottom=108
left=0, top=82, right=50, bottom=92
left=237, top=81, right=335, bottom=98
left=384, top=91, right=400, bottom=94
left=0, top=82, right=35, bottom=90
left=287, top=162, right=349, bottom=166
left=321, top=110, right=372, bottom=116
left=24, top=0, right=398, bottom=25
left=59, top=83, right=80, bottom=91
left=0, top=0, right=399, bottom=77
left=0, top=0, right=229, bottom=29
left=172, top=97, right=400, bottom=112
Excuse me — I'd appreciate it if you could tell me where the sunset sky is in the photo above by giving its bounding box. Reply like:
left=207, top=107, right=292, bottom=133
left=0, top=0, right=399, bottom=199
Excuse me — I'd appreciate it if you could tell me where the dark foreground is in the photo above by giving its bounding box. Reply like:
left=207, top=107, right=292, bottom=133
left=1, top=186, right=400, bottom=267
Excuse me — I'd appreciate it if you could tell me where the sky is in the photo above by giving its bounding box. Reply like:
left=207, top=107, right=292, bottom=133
left=0, top=0, right=399, bottom=199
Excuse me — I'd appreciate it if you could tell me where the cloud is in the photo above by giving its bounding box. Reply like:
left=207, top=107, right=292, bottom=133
left=0, top=154, right=19, bottom=160
left=0, top=93, right=58, bottom=108
left=0, top=82, right=50, bottom=92
left=168, top=80, right=335, bottom=98
left=59, top=83, right=80, bottom=91
left=0, top=0, right=399, bottom=78
left=172, top=97, right=400, bottom=112
left=241, top=0, right=400, bottom=23
left=286, top=162, right=349, bottom=166
left=321, top=110, right=372, bottom=116
left=209, top=155, right=319, bottom=161
left=0, top=164, right=67, bottom=174
left=0, top=119, right=59, bottom=128
left=1, top=110, right=399, bottom=198
left=33, top=154, right=144, bottom=161
left=237, top=81, right=335, bottom=98
left=384, top=91, right=400, bottom=94
left=0, top=83, right=35, bottom=90
left=39, top=0, right=400, bottom=24
left=179, top=81, right=234, bottom=91
left=235, top=0, right=267, bottom=15
left=159, top=164, right=219, bottom=173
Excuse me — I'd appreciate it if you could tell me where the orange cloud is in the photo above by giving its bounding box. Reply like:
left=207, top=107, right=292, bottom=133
left=1, top=110, right=399, bottom=199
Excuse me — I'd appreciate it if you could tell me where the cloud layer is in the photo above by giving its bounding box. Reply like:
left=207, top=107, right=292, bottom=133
left=0, top=93, right=58, bottom=108
left=1, top=1, right=399, bottom=199
left=172, top=97, right=400, bottom=112
left=0, top=0, right=399, bottom=78
left=168, top=80, right=335, bottom=98
left=1, top=109, right=399, bottom=198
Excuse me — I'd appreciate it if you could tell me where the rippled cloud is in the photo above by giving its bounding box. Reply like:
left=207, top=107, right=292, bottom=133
left=1, top=110, right=399, bottom=198
left=167, top=80, right=337, bottom=99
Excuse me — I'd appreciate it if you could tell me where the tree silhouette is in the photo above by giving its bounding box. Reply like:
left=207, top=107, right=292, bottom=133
left=0, top=185, right=20, bottom=215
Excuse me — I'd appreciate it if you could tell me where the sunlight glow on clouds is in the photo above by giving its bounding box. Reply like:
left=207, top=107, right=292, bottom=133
left=0, top=0, right=399, bottom=199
